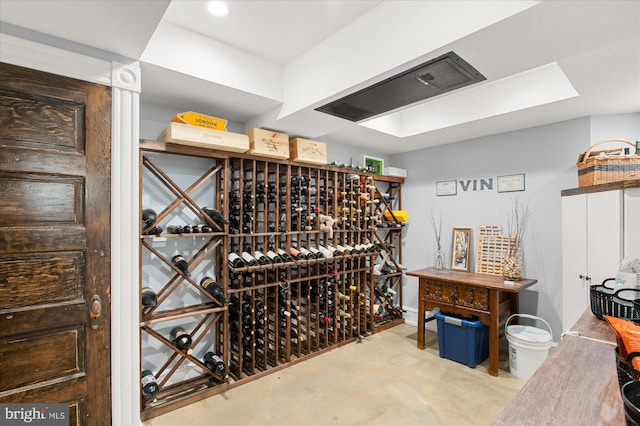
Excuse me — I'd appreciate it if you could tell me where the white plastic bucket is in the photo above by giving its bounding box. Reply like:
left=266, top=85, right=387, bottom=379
left=505, top=314, right=553, bottom=380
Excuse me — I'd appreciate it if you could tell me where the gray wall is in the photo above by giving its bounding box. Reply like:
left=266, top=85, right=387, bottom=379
left=390, top=113, right=640, bottom=341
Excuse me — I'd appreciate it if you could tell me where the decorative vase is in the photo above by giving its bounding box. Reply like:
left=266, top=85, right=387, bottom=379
left=434, top=249, right=445, bottom=270
left=500, top=256, right=522, bottom=280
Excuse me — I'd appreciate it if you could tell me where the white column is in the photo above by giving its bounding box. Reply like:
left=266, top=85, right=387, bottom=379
left=111, top=61, right=142, bottom=426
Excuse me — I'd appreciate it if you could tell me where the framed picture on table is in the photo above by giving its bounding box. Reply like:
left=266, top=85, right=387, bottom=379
left=451, top=228, right=472, bottom=272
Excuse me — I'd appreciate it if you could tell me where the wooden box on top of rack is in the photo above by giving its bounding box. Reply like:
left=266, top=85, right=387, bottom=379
left=245, top=128, right=290, bottom=160
left=290, top=137, right=327, bottom=165
left=158, top=122, right=249, bottom=153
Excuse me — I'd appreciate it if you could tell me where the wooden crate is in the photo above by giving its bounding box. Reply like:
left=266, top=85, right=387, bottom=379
left=245, top=128, right=290, bottom=160
left=158, top=122, right=249, bottom=153
left=475, top=225, right=517, bottom=275
left=290, top=137, right=327, bottom=165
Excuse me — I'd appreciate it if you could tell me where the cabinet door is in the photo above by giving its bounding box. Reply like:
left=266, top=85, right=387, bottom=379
left=562, top=193, right=588, bottom=330
left=624, top=187, right=640, bottom=257
left=587, top=190, right=622, bottom=287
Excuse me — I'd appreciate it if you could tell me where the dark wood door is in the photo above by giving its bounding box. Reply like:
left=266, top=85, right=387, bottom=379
left=0, top=62, right=111, bottom=425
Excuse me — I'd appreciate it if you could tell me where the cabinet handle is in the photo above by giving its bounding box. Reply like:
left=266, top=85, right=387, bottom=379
left=579, top=274, right=585, bottom=279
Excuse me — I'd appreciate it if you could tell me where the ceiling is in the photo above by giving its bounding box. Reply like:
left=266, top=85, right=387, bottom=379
left=1, top=0, right=639, bottom=155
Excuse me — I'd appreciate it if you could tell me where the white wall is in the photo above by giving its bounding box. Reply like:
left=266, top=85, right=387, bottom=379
left=390, top=113, right=640, bottom=341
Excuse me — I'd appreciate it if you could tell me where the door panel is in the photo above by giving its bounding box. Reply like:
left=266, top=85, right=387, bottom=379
left=587, top=190, right=622, bottom=286
left=0, top=62, right=111, bottom=425
left=561, top=193, right=588, bottom=330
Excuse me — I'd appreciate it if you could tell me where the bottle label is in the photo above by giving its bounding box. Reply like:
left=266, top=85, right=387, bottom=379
left=202, top=278, right=214, bottom=289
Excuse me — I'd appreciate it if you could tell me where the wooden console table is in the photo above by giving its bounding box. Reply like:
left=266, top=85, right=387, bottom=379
left=406, top=267, right=537, bottom=376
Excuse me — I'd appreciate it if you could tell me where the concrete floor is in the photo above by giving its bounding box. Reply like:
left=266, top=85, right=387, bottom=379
left=145, top=324, right=524, bottom=426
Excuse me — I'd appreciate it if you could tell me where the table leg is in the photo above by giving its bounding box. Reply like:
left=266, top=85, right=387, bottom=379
left=488, top=290, right=499, bottom=376
left=417, top=280, right=425, bottom=349
left=510, top=292, right=519, bottom=317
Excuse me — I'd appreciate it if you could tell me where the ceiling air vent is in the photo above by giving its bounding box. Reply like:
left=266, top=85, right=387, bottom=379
left=315, top=51, right=486, bottom=122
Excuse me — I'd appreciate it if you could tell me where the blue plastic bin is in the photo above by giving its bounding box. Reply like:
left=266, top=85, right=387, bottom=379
left=434, top=311, right=489, bottom=368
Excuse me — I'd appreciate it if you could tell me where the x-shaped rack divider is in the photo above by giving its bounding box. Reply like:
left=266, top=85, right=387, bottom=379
left=142, top=312, right=225, bottom=393
left=142, top=154, right=226, bottom=234
left=141, top=237, right=225, bottom=319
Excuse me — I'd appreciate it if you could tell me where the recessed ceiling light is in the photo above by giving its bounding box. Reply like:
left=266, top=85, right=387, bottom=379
left=208, top=1, right=228, bottom=17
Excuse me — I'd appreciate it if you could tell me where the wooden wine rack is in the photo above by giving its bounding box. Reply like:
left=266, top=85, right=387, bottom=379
left=138, top=139, right=405, bottom=420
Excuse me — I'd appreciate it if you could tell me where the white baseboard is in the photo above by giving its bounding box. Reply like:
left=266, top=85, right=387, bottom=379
left=402, top=306, right=437, bottom=332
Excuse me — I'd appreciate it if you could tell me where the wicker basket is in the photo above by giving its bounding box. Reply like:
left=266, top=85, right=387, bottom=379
left=577, top=139, right=640, bottom=187
left=623, top=380, right=640, bottom=426
left=590, top=278, right=640, bottom=321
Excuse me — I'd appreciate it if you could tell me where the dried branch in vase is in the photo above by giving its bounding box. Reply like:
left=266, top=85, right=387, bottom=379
left=430, top=211, right=443, bottom=251
left=507, top=196, right=529, bottom=257
left=501, top=196, right=530, bottom=280
left=430, top=211, right=445, bottom=270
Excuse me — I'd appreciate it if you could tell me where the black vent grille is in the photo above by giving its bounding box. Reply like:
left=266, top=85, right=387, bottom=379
left=315, top=51, right=486, bottom=122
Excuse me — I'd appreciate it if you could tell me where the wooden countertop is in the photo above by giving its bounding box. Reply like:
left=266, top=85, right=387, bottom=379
left=406, top=267, right=537, bottom=293
left=493, top=310, right=623, bottom=425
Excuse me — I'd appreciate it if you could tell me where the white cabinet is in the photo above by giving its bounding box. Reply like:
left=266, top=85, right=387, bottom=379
left=561, top=188, right=623, bottom=331
left=624, top=188, right=640, bottom=257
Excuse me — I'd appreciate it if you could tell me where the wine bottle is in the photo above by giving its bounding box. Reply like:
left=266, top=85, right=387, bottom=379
left=191, top=225, right=213, bottom=233
left=141, top=370, right=159, bottom=401
left=299, top=246, right=315, bottom=259
left=171, top=255, right=190, bottom=277
left=338, top=292, right=350, bottom=301
left=143, top=225, right=163, bottom=236
left=228, top=252, right=246, bottom=269
left=167, top=225, right=190, bottom=234
left=636, top=140, right=640, bottom=155
left=318, top=245, right=334, bottom=258
left=200, top=277, right=228, bottom=304
left=141, top=287, right=157, bottom=309
left=142, top=208, right=157, bottom=228
left=338, top=309, right=351, bottom=318
left=170, top=326, right=193, bottom=355
left=336, top=244, right=350, bottom=255
left=325, top=245, right=341, bottom=257
left=254, top=250, right=271, bottom=265
left=228, top=304, right=240, bottom=322
left=203, top=207, right=229, bottom=227
left=289, top=246, right=306, bottom=260
left=241, top=300, right=254, bottom=315
left=266, top=249, right=282, bottom=263
left=309, top=246, right=324, bottom=258
left=241, top=251, right=258, bottom=267
left=203, top=352, right=228, bottom=377
left=277, top=248, right=294, bottom=262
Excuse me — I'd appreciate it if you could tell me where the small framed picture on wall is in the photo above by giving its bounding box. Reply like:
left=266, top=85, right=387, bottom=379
left=363, top=155, right=384, bottom=174
left=451, top=228, right=472, bottom=272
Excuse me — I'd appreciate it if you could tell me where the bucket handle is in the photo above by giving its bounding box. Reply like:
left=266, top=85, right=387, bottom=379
left=505, top=314, right=553, bottom=341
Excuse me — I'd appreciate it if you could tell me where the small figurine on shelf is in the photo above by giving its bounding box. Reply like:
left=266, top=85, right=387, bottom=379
left=318, top=213, right=337, bottom=238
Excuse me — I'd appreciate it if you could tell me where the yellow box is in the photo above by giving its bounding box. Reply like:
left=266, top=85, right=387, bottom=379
left=245, top=128, right=290, bottom=160
left=172, top=111, right=227, bottom=132
left=289, top=137, right=327, bottom=165
left=383, top=209, right=409, bottom=222
left=158, top=122, right=249, bottom=153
